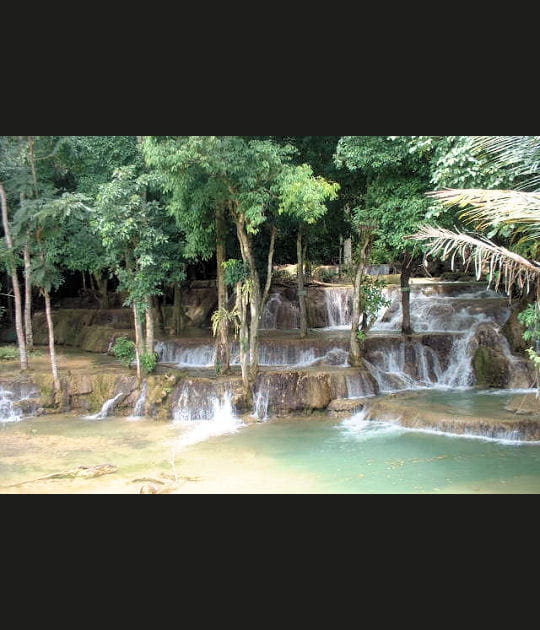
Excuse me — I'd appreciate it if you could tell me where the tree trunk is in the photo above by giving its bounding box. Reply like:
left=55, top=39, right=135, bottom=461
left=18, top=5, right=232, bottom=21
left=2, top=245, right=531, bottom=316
left=44, top=289, right=61, bottom=394
left=236, top=281, right=252, bottom=406
left=145, top=297, right=155, bottom=354
left=0, top=183, right=28, bottom=371
left=153, top=294, right=166, bottom=334
left=234, top=213, right=261, bottom=386
left=132, top=303, right=144, bottom=382
left=23, top=241, right=33, bottom=349
left=261, top=225, right=277, bottom=317
left=349, top=227, right=373, bottom=367
left=233, top=212, right=261, bottom=393
left=350, top=264, right=365, bottom=367
left=215, top=205, right=230, bottom=374
left=297, top=227, right=308, bottom=338
left=173, top=283, right=188, bottom=334
left=93, top=273, right=109, bottom=309
left=401, top=253, right=414, bottom=336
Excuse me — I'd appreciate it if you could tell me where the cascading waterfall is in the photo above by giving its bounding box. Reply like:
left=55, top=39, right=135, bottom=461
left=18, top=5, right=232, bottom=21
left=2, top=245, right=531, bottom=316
left=156, top=341, right=216, bottom=367
left=324, top=287, right=353, bottom=329
left=340, top=405, right=530, bottom=444
left=130, top=383, right=148, bottom=419
left=363, top=343, right=444, bottom=393
left=88, top=393, right=125, bottom=420
left=257, top=344, right=349, bottom=368
left=0, top=389, right=23, bottom=423
left=173, top=383, right=243, bottom=447
left=261, top=292, right=300, bottom=330
left=254, top=380, right=271, bottom=421
left=372, top=288, right=508, bottom=333
left=346, top=372, right=377, bottom=399
left=158, top=339, right=350, bottom=369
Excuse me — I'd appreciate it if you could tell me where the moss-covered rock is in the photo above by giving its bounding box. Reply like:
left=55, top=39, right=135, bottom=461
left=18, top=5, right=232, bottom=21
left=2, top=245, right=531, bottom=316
left=473, top=346, right=510, bottom=389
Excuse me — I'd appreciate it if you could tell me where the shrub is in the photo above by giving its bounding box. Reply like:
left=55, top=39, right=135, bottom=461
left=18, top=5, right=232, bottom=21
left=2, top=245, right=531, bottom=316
left=112, top=337, right=136, bottom=368
left=140, top=352, right=158, bottom=375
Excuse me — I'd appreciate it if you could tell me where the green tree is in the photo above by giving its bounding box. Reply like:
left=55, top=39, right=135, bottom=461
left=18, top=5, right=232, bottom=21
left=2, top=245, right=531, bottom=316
left=335, top=136, right=432, bottom=355
left=277, top=163, right=339, bottom=337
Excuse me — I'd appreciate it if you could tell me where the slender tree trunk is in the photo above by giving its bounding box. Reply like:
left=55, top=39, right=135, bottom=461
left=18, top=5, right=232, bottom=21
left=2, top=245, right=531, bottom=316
left=0, top=183, right=28, bottom=371
left=215, top=205, right=230, bottom=374
left=236, top=281, right=252, bottom=406
left=94, top=273, right=109, bottom=309
left=43, top=289, right=61, bottom=394
left=23, top=241, right=33, bottom=349
left=401, top=252, right=414, bottom=336
left=349, top=228, right=373, bottom=367
left=153, top=294, right=165, bottom=334
left=350, top=264, right=366, bottom=367
left=234, top=214, right=261, bottom=382
left=132, top=303, right=144, bottom=382
left=260, top=225, right=277, bottom=317
left=145, top=297, right=155, bottom=354
left=297, top=226, right=308, bottom=338
left=238, top=221, right=262, bottom=383
left=173, top=283, right=187, bottom=334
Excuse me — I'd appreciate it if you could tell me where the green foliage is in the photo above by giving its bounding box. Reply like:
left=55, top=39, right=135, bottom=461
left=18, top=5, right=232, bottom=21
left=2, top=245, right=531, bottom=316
left=211, top=307, right=240, bottom=337
left=356, top=330, right=367, bottom=344
left=112, top=337, right=136, bottom=368
left=518, top=304, right=540, bottom=343
left=277, top=163, right=339, bottom=224
left=527, top=348, right=540, bottom=368
left=321, top=269, right=339, bottom=283
left=140, top=352, right=158, bottom=375
left=222, top=259, right=249, bottom=287
left=361, top=278, right=391, bottom=326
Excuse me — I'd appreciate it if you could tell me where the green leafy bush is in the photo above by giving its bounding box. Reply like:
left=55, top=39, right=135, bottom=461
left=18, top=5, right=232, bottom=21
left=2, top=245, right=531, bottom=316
left=518, top=304, right=540, bottom=344
left=112, top=337, right=136, bottom=368
left=141, top=352, right=158, bottom=375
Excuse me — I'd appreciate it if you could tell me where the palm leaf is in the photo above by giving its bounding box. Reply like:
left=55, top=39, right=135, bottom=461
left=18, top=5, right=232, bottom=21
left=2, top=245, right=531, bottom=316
left=427, top=188, right=540, bottom=241
left=409, top=225, right=540, bottom=296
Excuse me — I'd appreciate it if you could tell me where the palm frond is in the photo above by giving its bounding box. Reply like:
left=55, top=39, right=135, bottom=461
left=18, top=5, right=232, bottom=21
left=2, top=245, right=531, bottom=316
left=427, top=188, right=540, bottom=241
left=409, top=225, right=540, bottom=296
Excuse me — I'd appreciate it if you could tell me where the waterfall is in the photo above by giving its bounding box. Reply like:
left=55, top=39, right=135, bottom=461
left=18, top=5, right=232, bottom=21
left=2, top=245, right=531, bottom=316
left=156, top=341, right=216, bottom=367
left=372, top=287, right=508, bottom=333
left=340, top=405, right=532, bottom=444
left=364, top=343, right=443, bottom=393
left=346, top=372, right=377, bottom=399
left=324, top=287, right=353, bottom=328
left=261, top=292, right=300, bottom=330
left=173, top=384, right=243, bottom=447
left=257, top=344, right=349, bottom=368
left=254, top=383, right=271, bottom=421
left=0, top=389, right=23, bottom=423
left=130, top=383, right=148, bottom=419
left=88, top=393, right=125, bottom=420
left=437, top=329, right=478, bottom=388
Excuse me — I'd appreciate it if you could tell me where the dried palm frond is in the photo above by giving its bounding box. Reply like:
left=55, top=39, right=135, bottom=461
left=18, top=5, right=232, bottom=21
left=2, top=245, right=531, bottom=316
left=410, top=225, right=540, bottom=296
left=427, top=188, right=540, bottom=241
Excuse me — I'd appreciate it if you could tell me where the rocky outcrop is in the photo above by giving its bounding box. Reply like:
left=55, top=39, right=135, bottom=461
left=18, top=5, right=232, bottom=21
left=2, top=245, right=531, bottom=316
left=472, top=322, right=534, bottom=389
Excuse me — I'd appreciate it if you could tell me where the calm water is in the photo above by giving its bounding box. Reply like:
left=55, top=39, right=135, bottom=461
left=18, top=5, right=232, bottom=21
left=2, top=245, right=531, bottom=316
left=1, top=389, right=539, bottom=494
